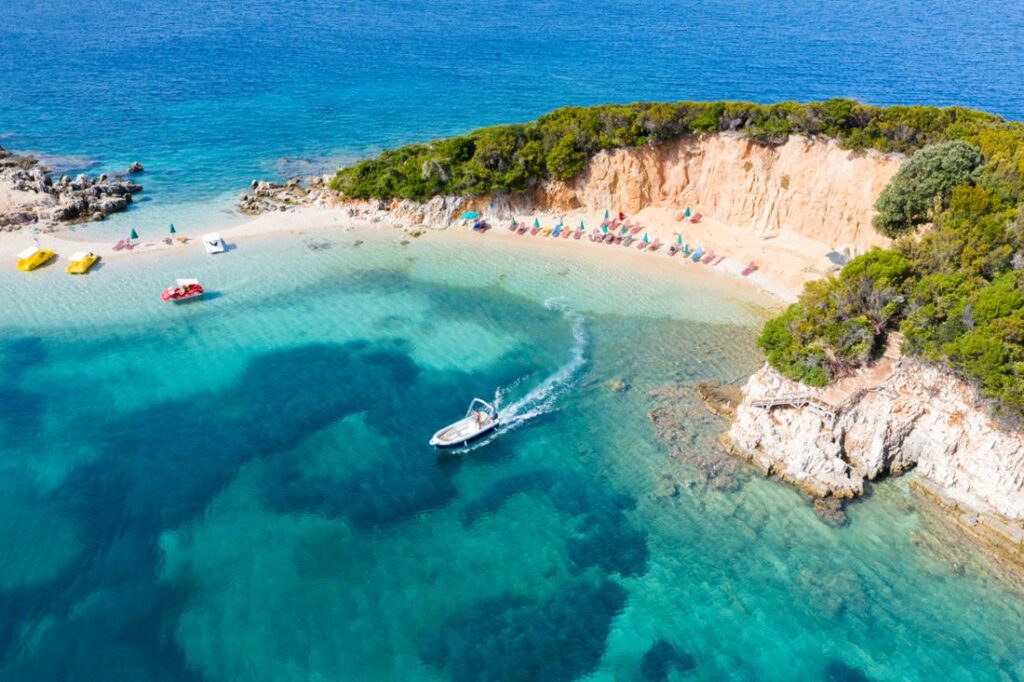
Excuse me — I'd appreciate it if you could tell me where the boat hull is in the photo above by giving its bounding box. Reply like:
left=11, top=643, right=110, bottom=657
left=429, top=420, right=499, bottom=449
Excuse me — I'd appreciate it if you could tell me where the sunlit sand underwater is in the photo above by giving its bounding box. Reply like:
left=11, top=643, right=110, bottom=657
left=1, top=230, right=1022, bottom=681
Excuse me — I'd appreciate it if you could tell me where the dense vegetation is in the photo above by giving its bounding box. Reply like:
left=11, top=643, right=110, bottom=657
left=330, top=98, right=1024, bottom=419
left=330, top=99, right=1004, bottom=201
left=757, top=114, right=1024, bottom=420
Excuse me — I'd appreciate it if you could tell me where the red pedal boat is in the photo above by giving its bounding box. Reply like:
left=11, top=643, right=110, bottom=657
left=161, top=278, right=204, bottom=302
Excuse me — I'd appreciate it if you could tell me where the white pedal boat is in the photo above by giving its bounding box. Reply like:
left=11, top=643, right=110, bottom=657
left=202, top=232, right=226, bottom=254
left=429, top=398, right=499, bottom=449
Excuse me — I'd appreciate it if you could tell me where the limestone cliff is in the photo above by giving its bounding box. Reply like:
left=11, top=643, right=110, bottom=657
left=536, top=134, right=903, bottom=250
left=726, top=358, right=1024, bottom=572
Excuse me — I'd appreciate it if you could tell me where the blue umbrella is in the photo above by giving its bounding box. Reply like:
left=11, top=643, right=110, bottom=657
left=460, top=211, right=478, bottom=220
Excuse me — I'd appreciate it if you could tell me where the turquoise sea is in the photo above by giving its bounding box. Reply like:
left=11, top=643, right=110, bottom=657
left=3, top=2, right=1024, bottom=681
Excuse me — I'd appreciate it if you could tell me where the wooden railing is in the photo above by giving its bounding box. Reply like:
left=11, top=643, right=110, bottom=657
left=749, top=393, right=837, bottom=421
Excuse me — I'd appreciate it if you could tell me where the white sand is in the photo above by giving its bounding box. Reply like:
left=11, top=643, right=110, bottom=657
left=0, top=204, right=844, bottom=303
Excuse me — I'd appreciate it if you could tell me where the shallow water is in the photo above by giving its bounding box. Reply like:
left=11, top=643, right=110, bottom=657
left=0, top=232, right=1022, bottom=681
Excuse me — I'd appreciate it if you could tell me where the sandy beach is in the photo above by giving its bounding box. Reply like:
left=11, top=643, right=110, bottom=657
left=0, top=202, right=849, bottom=304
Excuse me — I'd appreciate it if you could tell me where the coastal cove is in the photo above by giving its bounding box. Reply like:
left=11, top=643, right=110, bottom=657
left=4, top=0, right=1024, bottom=677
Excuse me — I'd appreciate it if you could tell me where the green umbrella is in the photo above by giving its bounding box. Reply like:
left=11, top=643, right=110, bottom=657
left=677, top=234, right=682, bottom=245
left=130, top=228, right=139, bottom=240
left=684, top=207, right=691, bottom=218
left=579, top=220, right=585, bottom=230
left=533, top=218, right=540, bottom=228
left=620, top=225, right=627, bottom=234
left=642, top=233, right=649, bottom=244
left=601, top=224, right=608, bottom=234
left=169, top=223, right=176, bottom=234
left=604, top=209, right=610, bottom=220
left=511, top=218, right=518, bottom=227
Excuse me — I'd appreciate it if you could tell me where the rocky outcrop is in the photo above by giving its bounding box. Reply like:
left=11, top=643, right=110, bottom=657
left=726, top=359, right=1024, bottom=572
left=0, top=147, right=142, bottom=231
left=539, top=134, right=903, bottom=250
left=238, top=174, right=340, bottom=215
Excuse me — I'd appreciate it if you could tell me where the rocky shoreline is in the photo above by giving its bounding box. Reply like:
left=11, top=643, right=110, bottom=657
left=0, top=147, right=142, bottom=231
left=719, top=357, right=1024, bottom=582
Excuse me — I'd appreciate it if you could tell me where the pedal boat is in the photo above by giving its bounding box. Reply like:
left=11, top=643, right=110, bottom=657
left=16, top=246, right=56, bottom=271
left=429, top=398, right=499, bottom=449
left=161, top=278, right=205, bottom=302
left=66, top=251, right=99, bottom=274
left=202, top=232, right=226, bottom=254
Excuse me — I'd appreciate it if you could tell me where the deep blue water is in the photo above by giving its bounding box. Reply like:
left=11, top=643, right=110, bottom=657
left=3, top=3, right=1024, bottom=681
left=2, top=0, right=1024, bottom=208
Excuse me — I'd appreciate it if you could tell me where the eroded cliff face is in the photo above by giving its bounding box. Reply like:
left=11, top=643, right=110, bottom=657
left=538, top=134, right=902, bottom=250
left=726, top=359, right=1024, bottom=571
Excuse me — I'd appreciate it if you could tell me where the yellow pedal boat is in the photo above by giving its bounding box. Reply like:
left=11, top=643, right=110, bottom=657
left=66, top=251, right=99, bottom=274
left=16, top=246, right=56, bottom=272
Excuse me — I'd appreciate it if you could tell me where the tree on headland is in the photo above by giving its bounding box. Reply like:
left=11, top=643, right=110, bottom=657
left=873, top=141, right=983, bottom=238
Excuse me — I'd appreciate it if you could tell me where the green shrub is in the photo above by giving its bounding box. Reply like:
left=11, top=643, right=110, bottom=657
left=873, top=141, right=983, bottom=237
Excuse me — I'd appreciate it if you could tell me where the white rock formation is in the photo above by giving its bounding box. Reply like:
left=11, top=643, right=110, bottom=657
left=727, top=359, right=1024, bottom=568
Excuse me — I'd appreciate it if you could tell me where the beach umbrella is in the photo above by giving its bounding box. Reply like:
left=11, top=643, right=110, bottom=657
left=460, top=211, right=478, bottom=220
left=533, top=218, right=540, bottom=228
left=129, top=228, right=139, bottom=240
left=684, top=207, right=691, bottom=218
left=642, top=233, right=649, bottom=244
left=603, top=209, right=609, bottom=220
left=169, top=223, right=176, bottom=234
left=579, top=220, right=585, bottom=230
left=601, top=224, right=608, bottom=234
left=677, top=234, right=683, bottom=245
left=511, top=218, right=518, bottom=227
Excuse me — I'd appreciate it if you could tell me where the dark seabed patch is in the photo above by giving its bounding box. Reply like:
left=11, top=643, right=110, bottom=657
left=419, top=578, right=628, bottom=682
left=824, top=660, right=874, bottom=681
left=640, top=639, right=697, bottom=681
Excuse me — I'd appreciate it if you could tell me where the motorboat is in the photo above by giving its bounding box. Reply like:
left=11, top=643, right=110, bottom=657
left=16, top=246, right=55, bottom=271
left=66, top=251, right=99, bottom=274
left=429, top=398, right=499, bottom=449
left=202, top=232, right=226, bottom=254
left=161, top=278, right=205, bottom=302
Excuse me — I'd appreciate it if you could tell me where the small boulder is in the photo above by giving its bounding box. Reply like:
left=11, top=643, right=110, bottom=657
left=127, top=162, right=144, bottom=174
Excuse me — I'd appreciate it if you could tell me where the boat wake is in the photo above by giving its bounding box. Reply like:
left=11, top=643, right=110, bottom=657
left=450, top=300, right=587, bottom=454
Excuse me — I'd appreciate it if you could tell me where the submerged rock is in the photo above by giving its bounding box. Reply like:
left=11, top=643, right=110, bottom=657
left=127, top=161, right=144, bottom=173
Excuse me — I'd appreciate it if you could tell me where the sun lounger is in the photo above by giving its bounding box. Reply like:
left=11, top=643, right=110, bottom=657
left=647, top=238, right=662, bottom=252
left=742, top=261, right=759, bottom=276
left=113, top=239, right=126, bottom=251
left=702, top=250, right=716, bottom=264
left=691, top=248, right=703, bottom=262
left=690, top=212, right=703, bottom=224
